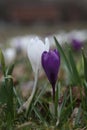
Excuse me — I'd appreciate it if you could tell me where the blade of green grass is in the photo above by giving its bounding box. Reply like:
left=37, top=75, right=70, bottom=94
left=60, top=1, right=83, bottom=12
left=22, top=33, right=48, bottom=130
left=0, top=49, right=5, bottom=75
left=68, top=49, right=81, bottom=85
left=33, top=106, right=48, bottom=125
left=82, top=49, right=87, bottom=81
left=6, top=64, right=14, bottom=76
left=54, top=36, right=71, bottom=73
left=34, top=83, right=47, bottom=106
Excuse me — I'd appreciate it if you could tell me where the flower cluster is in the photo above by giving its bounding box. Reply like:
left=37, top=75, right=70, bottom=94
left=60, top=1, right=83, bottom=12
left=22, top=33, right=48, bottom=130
left=27, top=36, right=60, bottom=101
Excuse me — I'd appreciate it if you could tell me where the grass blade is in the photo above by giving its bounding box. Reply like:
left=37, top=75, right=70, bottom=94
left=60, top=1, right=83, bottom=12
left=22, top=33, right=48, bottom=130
left=68, top=49, right=81, bottom=85
left=82, top=50, right=87, bottom=81
left=0, top=49, right=5, bottom=75
left=54, top=36, right=71, bottom=73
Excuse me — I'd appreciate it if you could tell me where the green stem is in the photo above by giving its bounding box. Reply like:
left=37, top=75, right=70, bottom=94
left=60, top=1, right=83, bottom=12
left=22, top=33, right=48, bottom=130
left=13, top=87, right=22, bottom=106
left=69, top=85, right=73, bottom=111
left=52, top=86, right=55, bottom=103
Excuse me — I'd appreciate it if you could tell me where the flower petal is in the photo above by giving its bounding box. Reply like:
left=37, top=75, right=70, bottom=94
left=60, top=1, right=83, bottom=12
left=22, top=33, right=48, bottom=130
left=27, top=37, right=50, bottom=75
left=42, top=49, right=60, bottom=87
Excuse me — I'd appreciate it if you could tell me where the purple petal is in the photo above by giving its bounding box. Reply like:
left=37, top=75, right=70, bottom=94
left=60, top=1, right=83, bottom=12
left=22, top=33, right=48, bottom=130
left=41, top=50, right=60, bottom=87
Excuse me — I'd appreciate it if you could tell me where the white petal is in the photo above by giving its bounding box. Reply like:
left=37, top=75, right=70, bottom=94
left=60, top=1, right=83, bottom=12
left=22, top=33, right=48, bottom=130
left=45, top=37, right=50, bottom=51
left=27, top=37, right=50, bottom=74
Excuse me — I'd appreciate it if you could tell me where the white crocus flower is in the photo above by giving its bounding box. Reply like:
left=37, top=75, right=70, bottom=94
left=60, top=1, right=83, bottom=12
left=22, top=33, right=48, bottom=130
left=18, top=37, right=50, bottom=114
left=27, top=37, right=49, bottom=75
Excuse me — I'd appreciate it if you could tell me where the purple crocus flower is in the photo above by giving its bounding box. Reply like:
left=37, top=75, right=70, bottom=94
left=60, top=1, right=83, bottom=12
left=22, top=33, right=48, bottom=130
left=71, top=39, right=83, bottom=51
left=41, top=49, right=60, bottom=101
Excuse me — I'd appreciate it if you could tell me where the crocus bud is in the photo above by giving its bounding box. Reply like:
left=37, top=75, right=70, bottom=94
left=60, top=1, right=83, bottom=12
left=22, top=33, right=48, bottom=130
left=41, top=49, right=60, bottom=101
left=27, top=37, right=49, bottom=75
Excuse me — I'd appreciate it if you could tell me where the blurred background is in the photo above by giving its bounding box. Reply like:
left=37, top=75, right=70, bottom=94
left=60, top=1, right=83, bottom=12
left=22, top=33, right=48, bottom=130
left=0, top=0, right=87, bottom=24
left=0, top=0, right=87, bottom=43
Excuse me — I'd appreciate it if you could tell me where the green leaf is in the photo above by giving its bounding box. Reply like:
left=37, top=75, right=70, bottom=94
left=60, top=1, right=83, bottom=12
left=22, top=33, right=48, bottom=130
left=84, top=81, right=87, bottom=94
left=1, top=76, right=14, bottom=122
left=68, top=49, right=81, bottom=85
left=6, top=63, right=14, bottom=76
left=0, top=79, right=14, bottom=122
left=54, top=36, right=71, bottom=73
left=5, top=78, right=14, bottom=119
left=34, top=83, right=47, bottom=106
left=61, top=88, right=69, bottom=110
left=0, top=81, right=8, bottom=104
left=82, top=50, right=87, bottom=81
left=0, top=49, right=5, bottom=75
left=60, top=97, right=76, bottom=124
left=33, top=106, right=47, bottom=124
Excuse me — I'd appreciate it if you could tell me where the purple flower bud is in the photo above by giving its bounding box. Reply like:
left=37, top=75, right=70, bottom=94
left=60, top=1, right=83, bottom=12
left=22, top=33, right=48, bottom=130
left=71, top=39, right=83, bottom=51
left=41, top=49, right=60, bottom=101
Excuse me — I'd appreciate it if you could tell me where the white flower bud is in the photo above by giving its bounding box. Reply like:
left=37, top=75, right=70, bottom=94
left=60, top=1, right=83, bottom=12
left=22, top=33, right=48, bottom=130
left=27, top=36, right=49, bottom=75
